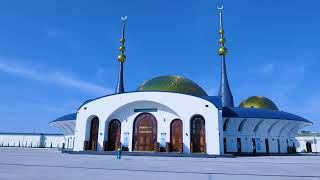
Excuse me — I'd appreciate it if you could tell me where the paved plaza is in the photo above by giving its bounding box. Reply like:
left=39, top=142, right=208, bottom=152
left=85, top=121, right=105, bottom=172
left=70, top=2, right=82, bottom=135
left=0, top=148, right=319, bottom=180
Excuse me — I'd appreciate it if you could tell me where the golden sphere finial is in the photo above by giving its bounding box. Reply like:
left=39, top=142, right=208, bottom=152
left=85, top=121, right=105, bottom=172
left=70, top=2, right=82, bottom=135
left=119, top=46, right=126, bottom=52
left=117, top=54, right=126, bottom=63
left=219, top=29, right=224, bottom=35
left=218, top=47, right=228, bottom=56
left=120, top=38, right=125, bottom=43
left=219, top=37, right=225, bottom=44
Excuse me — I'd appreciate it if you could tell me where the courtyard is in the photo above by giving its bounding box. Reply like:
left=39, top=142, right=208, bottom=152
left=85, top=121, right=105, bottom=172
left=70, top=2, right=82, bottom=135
left=0, top=148, right=319, bottom=180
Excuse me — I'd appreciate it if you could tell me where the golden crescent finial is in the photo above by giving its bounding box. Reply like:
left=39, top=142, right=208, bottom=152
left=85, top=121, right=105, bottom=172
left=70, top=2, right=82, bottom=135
left=217, top=5, right=224, bottom=11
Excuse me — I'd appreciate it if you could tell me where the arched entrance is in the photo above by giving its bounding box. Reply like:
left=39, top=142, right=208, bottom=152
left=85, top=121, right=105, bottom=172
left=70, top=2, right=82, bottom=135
left=190, top=115, right=206, bottom=153
left=106, top=119, right=121, bottom=151
left=306, top=142, right=312, bottom=153
left=133, top=113, right=157, bottom=151
left=88, top=117, right=99, bottom=151
left=170, top=119, right=183, bottom=152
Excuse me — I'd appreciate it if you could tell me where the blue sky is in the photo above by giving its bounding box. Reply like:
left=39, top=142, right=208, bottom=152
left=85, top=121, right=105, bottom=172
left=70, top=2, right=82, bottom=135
left=0, top=0, right=319, bottom=133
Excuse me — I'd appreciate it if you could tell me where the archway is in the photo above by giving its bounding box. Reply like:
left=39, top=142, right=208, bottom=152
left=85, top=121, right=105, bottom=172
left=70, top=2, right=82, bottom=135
left=190, top=115, right=206, bottom=153
left=88, top=117, right=99, bottom=151
left=170, top=119, right=183, bottom=152
left=106, top=119, right=121, bottom=151
left=306, top=142, right=312, bottom=153
left=133, top=113, right=157, bottom=151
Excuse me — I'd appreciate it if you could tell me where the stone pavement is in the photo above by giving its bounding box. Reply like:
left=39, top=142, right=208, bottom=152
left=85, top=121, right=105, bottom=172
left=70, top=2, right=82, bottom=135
left=0, top=148, right=319, bottom=180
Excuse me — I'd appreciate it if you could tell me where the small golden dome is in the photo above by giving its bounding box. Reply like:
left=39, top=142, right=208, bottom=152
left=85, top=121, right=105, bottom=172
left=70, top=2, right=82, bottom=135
left=119, top=46, right=126, bottom=52
left=219, top=38, right=225, bottom=44
left=219, top=29, right=224, bottom=35
left=218, top=47, right=228, bottom=56
left=120, top=38, right=125, bottom=43
left=239, top=96, right=279, bottom=111
left=117, top=54, right=126, bottom=63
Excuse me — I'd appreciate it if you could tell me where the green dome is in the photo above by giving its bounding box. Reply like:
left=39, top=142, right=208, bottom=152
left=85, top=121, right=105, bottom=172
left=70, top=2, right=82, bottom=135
left=239, top=96, right=278, bottom=111
left=137, top=75, right=208, bottom=97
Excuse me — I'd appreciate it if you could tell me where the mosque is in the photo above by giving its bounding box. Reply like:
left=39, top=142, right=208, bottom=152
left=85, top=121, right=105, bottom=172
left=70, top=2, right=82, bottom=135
left=50, top=8, right=314, bottom=155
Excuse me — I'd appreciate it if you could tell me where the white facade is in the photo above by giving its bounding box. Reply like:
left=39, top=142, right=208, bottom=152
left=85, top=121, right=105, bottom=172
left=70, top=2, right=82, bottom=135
left=60, top=91, right=312, bottom=155
left=222, top=118, right=310, bottom=154
left=74, top=91, right=224, bottom=155
left=0, top=133, right=65, bottom=148
left=295, top=135, right=320, bottom=153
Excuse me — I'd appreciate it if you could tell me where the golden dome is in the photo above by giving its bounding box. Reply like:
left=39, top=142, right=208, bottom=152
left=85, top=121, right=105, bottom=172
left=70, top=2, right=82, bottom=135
left=137, top=75, right=208, bottom=97
left=218, top=47, right=228, bottom=56
left=239, top=96, right=279, bottom=111
left=117, top=54, right=126, bottom=63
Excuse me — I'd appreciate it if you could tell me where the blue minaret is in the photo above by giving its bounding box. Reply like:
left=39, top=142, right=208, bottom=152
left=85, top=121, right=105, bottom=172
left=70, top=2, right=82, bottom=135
left=217, top=6, right=234, bottom=107
left=116, top=16, right=127, bottom=94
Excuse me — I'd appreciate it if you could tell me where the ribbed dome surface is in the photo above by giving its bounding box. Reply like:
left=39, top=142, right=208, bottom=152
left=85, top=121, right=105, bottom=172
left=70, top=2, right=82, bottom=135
left=239, top=96, right=278, bottom=111
left=137, top=75, right=208, bottom=97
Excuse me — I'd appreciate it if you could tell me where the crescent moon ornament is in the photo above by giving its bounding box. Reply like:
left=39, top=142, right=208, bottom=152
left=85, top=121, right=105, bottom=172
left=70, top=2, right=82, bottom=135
left=217, top=5, right=224, bottom=10
left=121, top=16, right=127, bottom=21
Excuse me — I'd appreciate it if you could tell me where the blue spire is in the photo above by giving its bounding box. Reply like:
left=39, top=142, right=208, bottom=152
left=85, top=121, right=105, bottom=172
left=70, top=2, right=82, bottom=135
left=116, top=16, right=127, bottom=94
left=217, top=6, right=234, bottom=107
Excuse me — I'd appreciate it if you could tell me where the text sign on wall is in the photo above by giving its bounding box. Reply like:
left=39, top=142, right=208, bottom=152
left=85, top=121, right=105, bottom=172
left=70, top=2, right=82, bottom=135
left=134, top=108, right=157, bottom=113
left=123, top=132, right=129, bottom=147
left=160, top=133, right=166, bottom=147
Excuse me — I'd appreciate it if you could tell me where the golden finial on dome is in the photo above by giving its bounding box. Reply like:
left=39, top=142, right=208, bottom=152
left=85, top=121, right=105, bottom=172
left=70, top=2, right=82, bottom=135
left=219, top=37, right=225, bottom=44
left=218, top=47, right=228, bottom=56
left=217, top=6, right=228, bottom=57
left=117, top=54, right=126, bottom=63
left=118, top=16, right=127, bottom=62
left=219, top=29, right=224, bottom=35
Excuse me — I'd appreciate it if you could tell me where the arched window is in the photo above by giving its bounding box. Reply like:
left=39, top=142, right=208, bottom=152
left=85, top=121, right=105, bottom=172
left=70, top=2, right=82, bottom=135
left=190, top=115, right=206, bottom=153
left=170, top=119, right=183, bottom=152
left=106, top=119, right=121, bottom=151
left=88, top=117, right=99, bottom=151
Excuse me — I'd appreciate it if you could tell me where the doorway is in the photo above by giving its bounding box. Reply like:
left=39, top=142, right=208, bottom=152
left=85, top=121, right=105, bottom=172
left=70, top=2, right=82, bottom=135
left=170, top=119, right=183, bottom=152
left=106, top=119, right=121, bottom=151
left=306, top=142, right=312, bottom=153
left=252, top=138, right=256, bottom=154
left=190, top=115, right=206, bottom=153
left=237, top=138, right=241, bottom=153
left=88, top=117, right=99, bottom=151
left=265, top=139, right=269, bottom=154
left=133, top=113, right=157, bottom=151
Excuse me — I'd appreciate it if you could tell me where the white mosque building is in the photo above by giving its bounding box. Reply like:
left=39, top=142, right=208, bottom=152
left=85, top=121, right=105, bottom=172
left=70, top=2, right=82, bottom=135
left=48, top=8, right=317, bottom=155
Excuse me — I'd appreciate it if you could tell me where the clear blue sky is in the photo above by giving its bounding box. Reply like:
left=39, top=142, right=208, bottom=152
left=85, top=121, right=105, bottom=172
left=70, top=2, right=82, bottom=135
left=0, top=0, right=319, bottom=133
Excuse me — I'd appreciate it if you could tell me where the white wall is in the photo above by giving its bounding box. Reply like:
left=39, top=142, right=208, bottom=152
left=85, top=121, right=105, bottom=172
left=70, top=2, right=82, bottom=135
left=295, top=136, right=320, bottom=153
left=74, top=92, right=223, bottom=155
left=223, top=117, right=310, bottom=154
left=0, top=134, right=65, bottom=148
